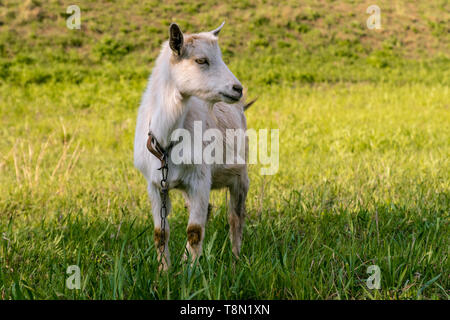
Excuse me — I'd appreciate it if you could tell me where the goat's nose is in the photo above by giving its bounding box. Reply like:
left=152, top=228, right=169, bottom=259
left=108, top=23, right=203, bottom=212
left=232, top=84, right=243, bottom=96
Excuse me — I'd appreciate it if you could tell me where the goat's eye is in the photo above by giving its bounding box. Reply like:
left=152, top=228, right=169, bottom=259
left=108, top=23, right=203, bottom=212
left=195, top=58, right=208, bottom=65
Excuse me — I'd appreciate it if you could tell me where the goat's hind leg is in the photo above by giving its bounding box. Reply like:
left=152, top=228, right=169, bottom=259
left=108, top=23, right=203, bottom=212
left=148, top=184, right=171, bottom=271
left=228, top=174, right=249, bottom=258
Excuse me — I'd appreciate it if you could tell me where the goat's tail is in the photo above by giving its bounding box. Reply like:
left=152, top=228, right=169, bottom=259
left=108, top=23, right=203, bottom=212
left=243, top=98, right=257, bottom=111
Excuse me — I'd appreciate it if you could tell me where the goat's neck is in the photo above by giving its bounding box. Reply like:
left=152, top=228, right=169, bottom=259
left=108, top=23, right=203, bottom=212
left=148, top=66, right=188, bottom=148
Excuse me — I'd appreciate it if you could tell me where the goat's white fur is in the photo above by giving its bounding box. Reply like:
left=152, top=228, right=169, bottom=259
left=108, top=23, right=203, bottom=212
left=134, top=23, right=249, bottom=270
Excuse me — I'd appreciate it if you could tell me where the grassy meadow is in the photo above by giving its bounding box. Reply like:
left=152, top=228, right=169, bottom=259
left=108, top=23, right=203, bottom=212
left=0, top=0, right=449, bottom=299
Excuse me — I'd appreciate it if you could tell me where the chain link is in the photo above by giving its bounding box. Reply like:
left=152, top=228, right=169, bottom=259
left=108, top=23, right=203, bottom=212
left=158, top=153, right=169, bottom=262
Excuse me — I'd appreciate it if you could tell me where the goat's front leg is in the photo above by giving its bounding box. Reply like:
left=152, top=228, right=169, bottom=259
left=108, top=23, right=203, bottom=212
left=184, top=182, right=210, bottom=263
left=148, top=184, right=171, bottom=271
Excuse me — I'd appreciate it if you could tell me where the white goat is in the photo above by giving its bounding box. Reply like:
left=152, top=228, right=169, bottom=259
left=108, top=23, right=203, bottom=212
left=134, top=22, right=250, bottom=270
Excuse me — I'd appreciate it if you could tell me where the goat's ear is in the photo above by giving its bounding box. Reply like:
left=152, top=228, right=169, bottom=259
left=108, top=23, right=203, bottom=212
left=169, top=23, right=184, bottom=55
left=210, top=21, right=225, bottom=37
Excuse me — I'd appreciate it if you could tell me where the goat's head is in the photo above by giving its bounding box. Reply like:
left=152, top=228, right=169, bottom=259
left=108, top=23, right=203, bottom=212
left=167, top=22, right=243, bottom=104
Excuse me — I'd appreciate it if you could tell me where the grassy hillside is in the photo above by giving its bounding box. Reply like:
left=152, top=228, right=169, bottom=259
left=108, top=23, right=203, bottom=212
left=0, top=0, right=448, bottom=299
left=1, top=0, right=449, bottom=86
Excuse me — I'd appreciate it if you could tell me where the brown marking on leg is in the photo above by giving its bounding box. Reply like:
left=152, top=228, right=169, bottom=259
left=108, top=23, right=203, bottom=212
left=154, top=227, right=170, bottom=270
left=228, top=212, right=244, bottom=259
left=154, top=227, right=168, bottom=249
left=187, top=224, right=202, bottom=247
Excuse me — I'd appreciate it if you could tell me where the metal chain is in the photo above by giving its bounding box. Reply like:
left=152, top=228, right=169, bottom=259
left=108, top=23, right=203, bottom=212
left=147, top=130, right=177, bottom=267
left=158, top=153, right=169, bottom=262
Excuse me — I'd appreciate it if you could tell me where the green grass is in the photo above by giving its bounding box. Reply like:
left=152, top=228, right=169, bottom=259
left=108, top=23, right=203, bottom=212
left=0, top=0, right=449, bottom=299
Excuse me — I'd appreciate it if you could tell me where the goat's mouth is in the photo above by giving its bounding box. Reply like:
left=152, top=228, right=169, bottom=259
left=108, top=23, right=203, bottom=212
left=220, top=92, right=240, bottom=103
